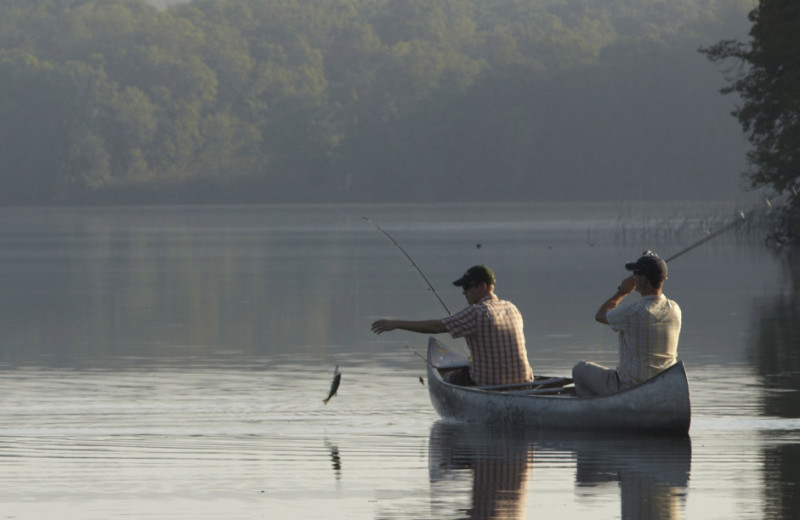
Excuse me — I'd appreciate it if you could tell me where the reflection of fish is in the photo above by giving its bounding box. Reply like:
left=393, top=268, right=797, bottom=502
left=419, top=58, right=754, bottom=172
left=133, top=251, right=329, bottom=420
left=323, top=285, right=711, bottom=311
left=327, top=442, right=342, bottom=472
left=330, top=445, right=341, bottom=471
left=323, top=365, right=341, bottom=404
left=324, top=439, right=342, bottom=480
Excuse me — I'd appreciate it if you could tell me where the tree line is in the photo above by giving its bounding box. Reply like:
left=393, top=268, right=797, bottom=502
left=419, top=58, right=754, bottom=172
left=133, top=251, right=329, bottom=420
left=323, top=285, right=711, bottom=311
left=703, top=0, right=800, bottom=244
left=0, top=0, right=754, bottom=204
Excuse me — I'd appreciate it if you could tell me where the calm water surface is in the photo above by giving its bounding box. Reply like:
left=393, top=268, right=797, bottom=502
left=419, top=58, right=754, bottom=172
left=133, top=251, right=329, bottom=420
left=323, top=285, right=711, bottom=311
left=0, top=203, right=798, bottom=519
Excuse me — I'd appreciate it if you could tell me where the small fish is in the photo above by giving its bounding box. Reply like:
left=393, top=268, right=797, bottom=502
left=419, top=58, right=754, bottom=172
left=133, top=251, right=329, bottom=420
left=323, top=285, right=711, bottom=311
left=419, top=376, right=425, bottom=386
left=323, top=365, right=341, bottom=405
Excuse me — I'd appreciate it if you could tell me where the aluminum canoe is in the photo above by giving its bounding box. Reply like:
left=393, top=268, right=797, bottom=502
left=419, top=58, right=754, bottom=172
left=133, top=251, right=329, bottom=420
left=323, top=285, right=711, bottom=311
left=426, top=337, right=691, bottom=433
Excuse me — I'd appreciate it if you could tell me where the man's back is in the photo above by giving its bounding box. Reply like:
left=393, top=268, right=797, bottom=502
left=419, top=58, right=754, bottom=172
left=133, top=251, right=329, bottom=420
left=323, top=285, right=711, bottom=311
left=607, top=294, right=681, bottom=387
left=443, top=294, right=533, bottom=386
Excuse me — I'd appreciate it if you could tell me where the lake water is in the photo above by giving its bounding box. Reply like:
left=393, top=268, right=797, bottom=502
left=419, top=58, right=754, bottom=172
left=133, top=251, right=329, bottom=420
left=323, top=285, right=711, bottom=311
left=0, top=202, right=798, bottom=519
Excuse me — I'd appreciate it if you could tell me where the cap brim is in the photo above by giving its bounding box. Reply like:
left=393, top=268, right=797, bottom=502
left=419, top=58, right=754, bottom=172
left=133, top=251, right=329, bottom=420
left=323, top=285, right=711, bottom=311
left=452, top=276, right=468, bottom=287
left=624, top=262, right=638, bottom=271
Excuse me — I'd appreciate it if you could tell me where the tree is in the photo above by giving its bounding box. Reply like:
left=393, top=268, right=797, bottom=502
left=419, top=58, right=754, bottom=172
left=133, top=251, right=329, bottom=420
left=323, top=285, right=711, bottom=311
left=0, top=0, right=757, bottom=205
left=0, top=50, right=116, bottom=202
left=702, top=0, right=800, bottom=241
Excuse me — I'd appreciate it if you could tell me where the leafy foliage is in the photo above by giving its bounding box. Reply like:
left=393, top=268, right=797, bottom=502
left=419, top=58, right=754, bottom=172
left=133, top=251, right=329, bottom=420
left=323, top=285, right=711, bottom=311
left=703, top=0, right=800, bottom=242
left=0, top=0, right=753, bottom=204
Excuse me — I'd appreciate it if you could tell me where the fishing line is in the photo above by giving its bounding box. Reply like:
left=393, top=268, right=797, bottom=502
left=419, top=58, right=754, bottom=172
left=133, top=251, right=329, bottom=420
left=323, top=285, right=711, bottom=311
left=405, top=345, right=427, bottom=361
left=363, top=216, right=452, bottom=315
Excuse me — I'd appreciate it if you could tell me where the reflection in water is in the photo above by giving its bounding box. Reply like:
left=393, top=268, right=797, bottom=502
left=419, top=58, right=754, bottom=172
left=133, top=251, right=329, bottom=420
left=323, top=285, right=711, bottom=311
left=429, top=422, right=531, bottom=519
left=429, top=422, right=691, bottom=520
left=325, top=439, right=342, bottom=480
left=762, top=443, right=800, bottom=519
left=0, top=207, right=365, bottom=367
left=568, top=432, right=691, bottom=520
left=749, top=251, right=800, bottom=519
left=750, top=250, right=800, bottom=417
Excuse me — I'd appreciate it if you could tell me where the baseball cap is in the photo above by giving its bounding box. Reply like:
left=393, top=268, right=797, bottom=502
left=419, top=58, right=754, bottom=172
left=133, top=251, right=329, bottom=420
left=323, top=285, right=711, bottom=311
left=625, top=251, right=667, bottom=282
left=452, top=265, right=496, bottom=287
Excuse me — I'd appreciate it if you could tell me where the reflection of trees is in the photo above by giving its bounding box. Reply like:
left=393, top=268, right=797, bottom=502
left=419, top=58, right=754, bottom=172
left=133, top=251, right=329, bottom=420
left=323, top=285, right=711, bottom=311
left=749, top=251, right=800, bottom=519
left=762, top=443, right=800, bottom=519
left=0, top=208, right=360, bottom=367
left=428, top=422, right=691, bottom=520
left=749, top=250, right=800, bottom=417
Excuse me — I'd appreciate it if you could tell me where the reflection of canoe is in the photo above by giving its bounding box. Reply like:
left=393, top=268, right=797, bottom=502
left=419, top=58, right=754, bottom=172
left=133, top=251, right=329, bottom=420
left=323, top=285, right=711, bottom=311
left=428, top=420, right=691, bottom=520
left=429, top=420, right=691, bottom=486
left=426, top=337, right=691, bottom=433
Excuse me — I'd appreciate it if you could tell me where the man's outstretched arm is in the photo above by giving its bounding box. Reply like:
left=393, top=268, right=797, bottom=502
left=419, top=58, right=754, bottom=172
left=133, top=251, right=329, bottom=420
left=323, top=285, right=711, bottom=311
left=371, top=319, right=447, bottom=335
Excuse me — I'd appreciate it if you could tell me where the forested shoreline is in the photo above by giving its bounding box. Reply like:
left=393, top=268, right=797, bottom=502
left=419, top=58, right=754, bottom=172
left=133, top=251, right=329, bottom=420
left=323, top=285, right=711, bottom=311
left=0, top=0, right=754, bottom=205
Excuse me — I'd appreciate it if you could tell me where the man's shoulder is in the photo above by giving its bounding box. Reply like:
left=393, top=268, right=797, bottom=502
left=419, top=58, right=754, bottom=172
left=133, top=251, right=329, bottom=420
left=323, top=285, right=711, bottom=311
left=482, top=293, right=518, bottom=305
left=443, top=305, right=474, bottom=322
left=609, top=295, right=680, bottom=324
left=608, top=298, right=636, bottom=315
left=652, top=294, right=681, bottom=313
left=482, top=296, right=519, bottom=309
left=664, top=296, right=682, bottom=318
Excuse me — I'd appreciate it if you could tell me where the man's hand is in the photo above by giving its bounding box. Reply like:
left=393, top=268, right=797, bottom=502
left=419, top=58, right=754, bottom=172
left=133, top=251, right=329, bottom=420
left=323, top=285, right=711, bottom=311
left=618, top=275, right=636, bottom=295
left=371, top=319, right=396, bottom=334
left=595, top=275, right=635, bottom=324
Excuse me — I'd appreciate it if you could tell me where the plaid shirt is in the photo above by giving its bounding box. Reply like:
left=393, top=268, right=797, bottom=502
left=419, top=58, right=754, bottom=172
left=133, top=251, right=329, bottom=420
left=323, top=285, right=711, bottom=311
left=606, top=294, right=682, bottom=388
left=442, top=294, right=533, bottom=386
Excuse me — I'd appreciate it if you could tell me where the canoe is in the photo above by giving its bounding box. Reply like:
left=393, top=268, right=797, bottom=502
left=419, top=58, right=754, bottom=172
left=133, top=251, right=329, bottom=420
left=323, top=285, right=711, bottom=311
left=426, top=337, right=691, bottom=433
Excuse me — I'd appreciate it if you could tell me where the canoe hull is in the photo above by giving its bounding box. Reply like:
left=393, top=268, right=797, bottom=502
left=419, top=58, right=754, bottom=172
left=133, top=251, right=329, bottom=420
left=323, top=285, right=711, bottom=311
left=426, top=337, right=691, bottom=433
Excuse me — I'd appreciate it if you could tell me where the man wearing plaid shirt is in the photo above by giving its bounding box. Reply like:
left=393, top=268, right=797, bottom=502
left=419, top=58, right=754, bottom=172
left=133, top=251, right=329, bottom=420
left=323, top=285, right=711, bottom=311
left=371, top=265, right=533, bottom=386
left=572, top=251, right=682, bottom=397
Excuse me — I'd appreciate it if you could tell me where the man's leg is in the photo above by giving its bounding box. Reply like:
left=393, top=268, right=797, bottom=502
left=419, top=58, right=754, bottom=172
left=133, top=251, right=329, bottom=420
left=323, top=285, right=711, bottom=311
left=444, top=366, right=474, bottom=386
left=572, top=361, right=622, bottom=396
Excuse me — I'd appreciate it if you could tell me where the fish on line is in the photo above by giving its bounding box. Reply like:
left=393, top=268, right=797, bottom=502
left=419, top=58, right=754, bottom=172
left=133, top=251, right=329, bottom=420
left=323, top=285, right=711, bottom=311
left=323, top=365, right=341, bottom=405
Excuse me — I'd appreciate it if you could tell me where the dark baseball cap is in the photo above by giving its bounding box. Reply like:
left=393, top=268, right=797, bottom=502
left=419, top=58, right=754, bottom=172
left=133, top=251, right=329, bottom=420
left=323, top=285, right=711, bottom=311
left=453, top=265, right=496, bottom=287
left=625, top=251, right=667, bottom=281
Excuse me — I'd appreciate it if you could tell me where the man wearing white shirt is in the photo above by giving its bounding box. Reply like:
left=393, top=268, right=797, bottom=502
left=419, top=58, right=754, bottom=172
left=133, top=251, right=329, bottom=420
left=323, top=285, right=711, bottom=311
left=573, top=251, right=682, bottom=397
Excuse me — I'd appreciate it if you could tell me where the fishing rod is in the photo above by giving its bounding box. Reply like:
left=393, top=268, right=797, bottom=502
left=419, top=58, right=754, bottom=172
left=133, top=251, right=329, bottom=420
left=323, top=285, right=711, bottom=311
left=664, top=211, right=746, bottom=263
left=665, top=185, right=799, bottom=263
left=363, top=217, right=452, bottom=315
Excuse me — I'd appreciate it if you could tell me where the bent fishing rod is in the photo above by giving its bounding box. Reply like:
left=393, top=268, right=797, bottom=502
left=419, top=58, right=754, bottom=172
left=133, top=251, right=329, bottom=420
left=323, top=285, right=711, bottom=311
left=363, top=217, right=452, bottom=315
left=664, top=210, right=746, bottom=263
left=664, top=185, right=799, bottom=263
